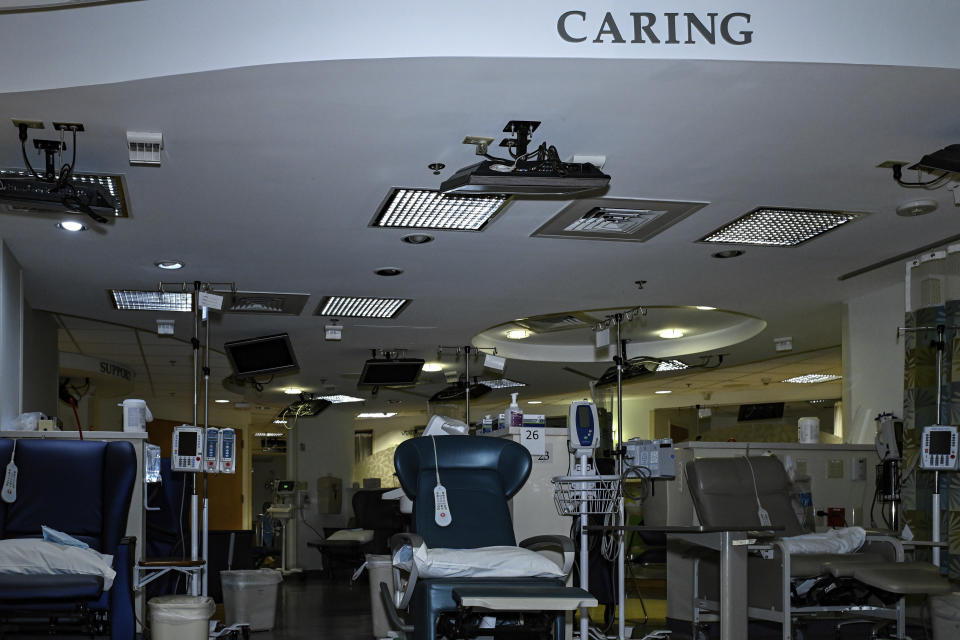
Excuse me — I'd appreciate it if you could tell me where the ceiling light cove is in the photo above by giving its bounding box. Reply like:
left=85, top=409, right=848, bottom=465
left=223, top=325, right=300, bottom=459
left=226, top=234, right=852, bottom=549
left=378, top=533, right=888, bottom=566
left=357, top=412, right=397, bottom=419
left=154, top=260, right=184, bottom=270
left=783, top=374, right=842, bottom=384
left=505, top=329, right=532, bottom=340
left=658, top=328, right=684, bottom=339
left=655, top=390, right=673, bottom=395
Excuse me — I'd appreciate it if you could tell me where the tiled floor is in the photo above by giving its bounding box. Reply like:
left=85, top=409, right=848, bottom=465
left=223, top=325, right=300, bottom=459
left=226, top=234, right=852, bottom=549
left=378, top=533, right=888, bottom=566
left=260, top=576, right=372, bottom=640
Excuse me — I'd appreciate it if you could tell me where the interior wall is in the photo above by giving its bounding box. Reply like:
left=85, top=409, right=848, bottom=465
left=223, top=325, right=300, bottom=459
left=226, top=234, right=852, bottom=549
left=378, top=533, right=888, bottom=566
left=291, top=407, right=422, bottom=571
left=22, top=305, right=57, bottom=418
left=0, top=242, right=22, bottom=427
left=842, top=282, right=905, bottom=444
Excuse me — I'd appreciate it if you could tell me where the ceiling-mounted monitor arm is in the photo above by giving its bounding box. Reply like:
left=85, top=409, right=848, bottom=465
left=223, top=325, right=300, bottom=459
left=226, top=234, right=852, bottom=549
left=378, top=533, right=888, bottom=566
left=500, top=120, right=541, bottom=158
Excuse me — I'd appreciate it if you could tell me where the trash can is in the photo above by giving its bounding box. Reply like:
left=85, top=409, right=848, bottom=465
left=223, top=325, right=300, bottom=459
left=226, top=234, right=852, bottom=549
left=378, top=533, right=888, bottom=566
left=366, top=554, right=395, bottom=639
left=932, top=593, right=960, bottom=640
left=221, top=568, right=283, bottom=631
left=148, top=595, right=215, bottom=640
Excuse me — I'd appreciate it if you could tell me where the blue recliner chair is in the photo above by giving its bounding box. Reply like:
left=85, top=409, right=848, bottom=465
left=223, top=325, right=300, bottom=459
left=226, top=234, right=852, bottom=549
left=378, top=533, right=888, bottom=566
left=0, top=438, right=137, bottom=640
left=385, top=436, right=596, bottom=640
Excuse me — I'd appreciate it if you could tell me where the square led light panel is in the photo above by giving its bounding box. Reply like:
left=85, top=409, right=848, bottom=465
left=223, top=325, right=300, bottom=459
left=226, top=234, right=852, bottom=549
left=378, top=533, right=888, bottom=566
left=372, top=188, right=508, bottom=231
left=701, top=207, right=862, bottom=246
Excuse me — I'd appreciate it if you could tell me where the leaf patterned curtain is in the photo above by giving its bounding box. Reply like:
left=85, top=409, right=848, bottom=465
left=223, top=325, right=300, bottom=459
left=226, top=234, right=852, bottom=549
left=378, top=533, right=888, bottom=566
left=902, top=304, right=960, bottom=579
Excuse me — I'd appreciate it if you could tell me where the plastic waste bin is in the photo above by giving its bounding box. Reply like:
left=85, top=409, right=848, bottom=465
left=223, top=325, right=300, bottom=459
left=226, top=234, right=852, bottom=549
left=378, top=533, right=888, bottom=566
left=148, top=595, right=215, bottom=640
left=365, top=554, right=395, bottom=639
left=932, top=593, right=960, bottom=640
left=221, top=568, right=283, bottom=631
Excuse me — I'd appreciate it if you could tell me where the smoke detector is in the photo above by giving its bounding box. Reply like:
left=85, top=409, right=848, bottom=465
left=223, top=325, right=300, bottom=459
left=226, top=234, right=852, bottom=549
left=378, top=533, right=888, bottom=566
left=896, top=199, right=938, bottom=217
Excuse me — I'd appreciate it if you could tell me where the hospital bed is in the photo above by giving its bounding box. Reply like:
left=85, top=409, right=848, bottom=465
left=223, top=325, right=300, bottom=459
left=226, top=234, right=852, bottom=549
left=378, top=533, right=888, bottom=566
left=381, top=435, right=598, bottom=640
left=0, top=437, right=137, bottom=640
left=683, top=455, right=951, bottom=639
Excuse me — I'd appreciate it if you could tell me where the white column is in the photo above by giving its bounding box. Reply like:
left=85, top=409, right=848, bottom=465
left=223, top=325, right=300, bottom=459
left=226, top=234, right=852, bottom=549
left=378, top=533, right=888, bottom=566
left=0, top=241, right=23, bottom=427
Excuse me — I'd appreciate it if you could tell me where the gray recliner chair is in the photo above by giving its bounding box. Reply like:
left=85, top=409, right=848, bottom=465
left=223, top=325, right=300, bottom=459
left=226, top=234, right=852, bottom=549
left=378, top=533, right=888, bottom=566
left=382, top=436, right=598, bottom=640
left=684, top=456, right=951, bottom=640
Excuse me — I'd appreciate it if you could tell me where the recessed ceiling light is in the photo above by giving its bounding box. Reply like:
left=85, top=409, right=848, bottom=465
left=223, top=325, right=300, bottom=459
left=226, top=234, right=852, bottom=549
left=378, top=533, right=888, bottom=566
left=317, top=395, right=365, bottom=404
left=255, top=432, right=286, bottom=437
left=421, top=363, right=443, bottom=372
left=527, top=400, right=543, bottom=404
left=712, top=250, right=744, bottom=259
left=783, top=374, right=842, bottom=384
left=658, top=329, right=684, bottom=339
left=315, top=296, right=410, bottom=319
left=273, top=419, right=288, bottom=425
left=57, top=220, right=86, bottom=232
left=154, top=260, right=184, bottom=270
left=695, top=306, right=716, bottom=311
left=700, top=207, right=863, bottom=247
left=506, top=329, right=532, bottom=340
left=374, top=267, right=404, bottom=277
left=655, top=359, right=689, bottom=372
left=401, top=233, right=434, bottom=245
left=655, top=390, right=672, bottom=395
left=372, top=188, right=508, bottom=231
left=478, top=378, right=526, bottom=389
left=357, top=412, right=397, bottom=419
left=111, top=290, right=192, bottom=312
left=283, top=387, right=303, bottom=395
left=214, top=399, right=230, bottom=404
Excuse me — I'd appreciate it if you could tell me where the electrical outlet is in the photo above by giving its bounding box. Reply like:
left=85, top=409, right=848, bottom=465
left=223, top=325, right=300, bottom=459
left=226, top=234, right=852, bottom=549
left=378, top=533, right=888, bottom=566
left=851, top=457, right=868, bottom=481
left=826, top=459, right=845, bottom=479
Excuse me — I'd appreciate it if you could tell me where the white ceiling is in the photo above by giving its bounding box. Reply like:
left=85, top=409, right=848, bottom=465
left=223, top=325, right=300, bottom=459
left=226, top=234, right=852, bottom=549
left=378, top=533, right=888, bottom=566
left=3, top=52, right=959, bottom=417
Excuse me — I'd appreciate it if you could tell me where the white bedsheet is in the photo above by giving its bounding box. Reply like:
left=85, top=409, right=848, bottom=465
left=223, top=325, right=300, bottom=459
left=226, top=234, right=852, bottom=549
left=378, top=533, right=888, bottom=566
left=394, top=543, right=565, bottom=579
left=0, top=539, right=115, bottom=590
left=780, top=526, right=866, bottom=556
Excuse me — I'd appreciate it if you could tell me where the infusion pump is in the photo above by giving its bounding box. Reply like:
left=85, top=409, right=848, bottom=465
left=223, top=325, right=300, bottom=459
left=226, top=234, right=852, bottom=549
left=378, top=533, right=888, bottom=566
left=172, top=426, right=204, bottom=472
left=920, top=425, right=960, bottom=471
left=174, top=426, right=237, bottom=473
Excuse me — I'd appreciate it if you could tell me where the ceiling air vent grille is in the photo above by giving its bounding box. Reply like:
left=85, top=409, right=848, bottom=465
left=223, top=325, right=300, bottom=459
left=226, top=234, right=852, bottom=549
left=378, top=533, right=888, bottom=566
left=516, top=313, right=591, bottom=334
left=222, top=292, right=310, bottom=316
left=533, top=197, right=707, bottom=242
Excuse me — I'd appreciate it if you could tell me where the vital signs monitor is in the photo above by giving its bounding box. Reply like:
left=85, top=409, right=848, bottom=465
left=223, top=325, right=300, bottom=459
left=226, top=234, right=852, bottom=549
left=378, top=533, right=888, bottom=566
left=568, top=400, right=599, bottom=454
left=172, top=425, right=204, bottom=472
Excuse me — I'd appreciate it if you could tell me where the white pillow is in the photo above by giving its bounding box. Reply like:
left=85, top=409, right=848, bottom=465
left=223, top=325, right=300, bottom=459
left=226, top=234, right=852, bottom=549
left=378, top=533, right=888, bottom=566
left=0, top=539, right=116, bottom=590
left=326, top=529, right=374, bottom=543
left=780, top=526, right=866, bottom=556
left=402, top=544, right=565, bottom=579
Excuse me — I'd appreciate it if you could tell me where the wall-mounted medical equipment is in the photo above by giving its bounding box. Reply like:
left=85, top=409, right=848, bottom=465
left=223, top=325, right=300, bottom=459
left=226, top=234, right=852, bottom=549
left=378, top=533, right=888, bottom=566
left=204, top=427, right=220, bottom=473
left=920, top=425, right=959, bottom=470
left=624, top=437, right=676, bottom=478
left=172, top=425, right=204, bottom=472
left=568, top=399, right=599, bottom=455
left=219, top=428, right=236, bottom=473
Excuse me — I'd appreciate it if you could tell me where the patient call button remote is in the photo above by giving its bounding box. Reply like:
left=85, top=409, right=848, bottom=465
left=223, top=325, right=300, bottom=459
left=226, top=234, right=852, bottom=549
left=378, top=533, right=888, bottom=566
left=434, top=485, right=452, bottom=527
left=2, top=461, right=17, bottom=503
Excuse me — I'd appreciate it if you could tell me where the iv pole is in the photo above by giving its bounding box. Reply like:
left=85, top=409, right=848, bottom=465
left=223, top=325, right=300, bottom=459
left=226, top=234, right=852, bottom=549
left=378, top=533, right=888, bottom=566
left=190, top=283, right=201, bottom=595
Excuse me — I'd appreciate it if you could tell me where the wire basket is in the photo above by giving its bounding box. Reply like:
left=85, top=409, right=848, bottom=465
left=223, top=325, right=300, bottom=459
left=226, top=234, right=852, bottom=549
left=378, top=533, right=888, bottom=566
left=552, top=475, right=622, bottom=516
